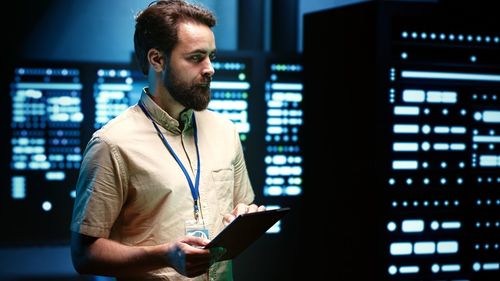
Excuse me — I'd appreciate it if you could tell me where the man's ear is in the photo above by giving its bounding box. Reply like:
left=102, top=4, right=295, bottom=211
left=147, top=48, right=165, bottom=73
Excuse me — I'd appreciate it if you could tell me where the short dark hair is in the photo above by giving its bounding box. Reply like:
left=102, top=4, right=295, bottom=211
left=134, top=0, right=216, bottom=75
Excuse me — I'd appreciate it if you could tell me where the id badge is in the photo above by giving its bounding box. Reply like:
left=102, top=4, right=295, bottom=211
left=185, top=219, right=209, bottom=239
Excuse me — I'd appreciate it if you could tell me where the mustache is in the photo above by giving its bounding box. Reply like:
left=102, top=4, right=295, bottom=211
left=197, top=77, right=212, bottom=88
left=200, top=74, right=212, bottom=83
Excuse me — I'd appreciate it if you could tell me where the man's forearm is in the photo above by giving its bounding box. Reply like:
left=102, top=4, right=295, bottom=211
left=72, top=234, right=168, bottom=277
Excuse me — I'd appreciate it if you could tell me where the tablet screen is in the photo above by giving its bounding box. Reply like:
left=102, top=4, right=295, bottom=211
left=205, top=207, right=291, bottom=261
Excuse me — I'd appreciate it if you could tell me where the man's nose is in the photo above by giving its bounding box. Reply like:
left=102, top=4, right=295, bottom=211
left=201, top=57, right=215, bottom=78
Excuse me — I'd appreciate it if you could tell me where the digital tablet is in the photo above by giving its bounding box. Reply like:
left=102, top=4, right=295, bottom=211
left=205, top=207, right=291, bottom=262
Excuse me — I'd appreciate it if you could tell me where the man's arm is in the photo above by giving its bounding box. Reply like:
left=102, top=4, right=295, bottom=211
left=71, top=231, right=211, bottom=278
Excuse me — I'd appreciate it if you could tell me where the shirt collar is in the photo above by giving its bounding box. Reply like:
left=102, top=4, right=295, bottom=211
left=139, top=87, right=194, bottom=134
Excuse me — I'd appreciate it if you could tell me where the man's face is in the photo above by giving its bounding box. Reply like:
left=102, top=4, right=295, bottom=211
left=164, top=21, right=216, bottom=111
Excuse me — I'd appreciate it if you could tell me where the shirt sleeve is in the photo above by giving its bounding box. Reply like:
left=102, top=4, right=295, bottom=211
left=70, top=136, right=128, bottom=238
left=231, top=128, right=255, bottom=206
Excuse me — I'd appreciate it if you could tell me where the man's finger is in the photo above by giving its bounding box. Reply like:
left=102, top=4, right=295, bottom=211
left=234, top=203, right=247, bottom=216
left=247, top=204, right=258, bottom=213
left=223, top=213, right=235, bottom=226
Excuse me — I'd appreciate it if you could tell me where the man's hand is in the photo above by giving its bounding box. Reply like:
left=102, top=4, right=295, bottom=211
left=222, top=203, right=266, bottom=226
left=164, top=236, right=211, bottom=277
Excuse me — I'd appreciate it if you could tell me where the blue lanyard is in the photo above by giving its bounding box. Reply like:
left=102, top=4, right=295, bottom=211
left=138, top=102, right=201, bottom=220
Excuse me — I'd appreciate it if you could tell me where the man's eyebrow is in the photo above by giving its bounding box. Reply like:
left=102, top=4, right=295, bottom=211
left=185, top=48, right=217, bottom=55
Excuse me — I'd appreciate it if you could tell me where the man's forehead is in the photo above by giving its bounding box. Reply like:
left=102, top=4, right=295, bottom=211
left=176, top=21, right=215, bottom=53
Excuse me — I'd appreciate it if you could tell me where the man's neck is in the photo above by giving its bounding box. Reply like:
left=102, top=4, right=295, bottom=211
left=147, top=87, right=185, bottom=121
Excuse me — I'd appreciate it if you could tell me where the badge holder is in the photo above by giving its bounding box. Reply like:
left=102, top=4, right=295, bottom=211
left=185, top=219, right=209, bottom=239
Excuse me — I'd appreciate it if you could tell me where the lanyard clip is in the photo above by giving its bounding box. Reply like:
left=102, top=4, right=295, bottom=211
left=194, top=200, right=200, bottom=222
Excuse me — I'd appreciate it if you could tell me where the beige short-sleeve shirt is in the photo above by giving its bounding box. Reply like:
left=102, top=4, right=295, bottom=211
left=70, top=90, right=255, bottom=281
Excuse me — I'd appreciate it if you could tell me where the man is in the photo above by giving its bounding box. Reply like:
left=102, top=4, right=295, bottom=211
left=70, top=1, right=264, bottom=280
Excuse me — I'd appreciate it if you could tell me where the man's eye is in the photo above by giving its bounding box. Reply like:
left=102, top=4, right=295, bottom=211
left=209, top=53, right=216, bottom=60
left=191, top=55, right=202, bottom=62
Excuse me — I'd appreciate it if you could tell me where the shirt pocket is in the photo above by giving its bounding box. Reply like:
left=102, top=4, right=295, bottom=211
left=211, top=167, right=235, bottom=215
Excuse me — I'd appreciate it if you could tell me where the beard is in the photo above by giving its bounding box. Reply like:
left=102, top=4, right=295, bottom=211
left=163, top=66, right=211, bottom=111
